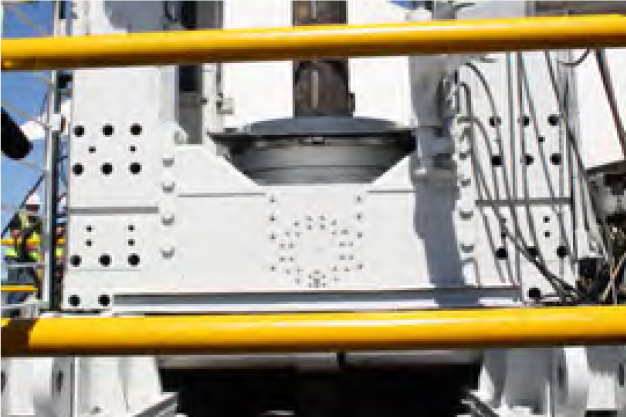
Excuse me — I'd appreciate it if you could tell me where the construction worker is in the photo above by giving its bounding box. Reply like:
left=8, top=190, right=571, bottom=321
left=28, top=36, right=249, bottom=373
left=4, top=193, right=42, bottom=303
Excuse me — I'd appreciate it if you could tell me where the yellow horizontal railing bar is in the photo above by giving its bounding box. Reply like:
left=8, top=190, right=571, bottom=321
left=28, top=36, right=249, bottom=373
left=1, top=285, right=36, bottom=293
left=2, top=14, right=626, bottom=71
left=1, top=238, right=65, bottom=246
left=2, top=306, right=626, bottom=357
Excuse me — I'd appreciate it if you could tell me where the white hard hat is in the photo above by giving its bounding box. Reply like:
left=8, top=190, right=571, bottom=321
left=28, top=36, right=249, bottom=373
left=25, top=193, right=41, bottom=207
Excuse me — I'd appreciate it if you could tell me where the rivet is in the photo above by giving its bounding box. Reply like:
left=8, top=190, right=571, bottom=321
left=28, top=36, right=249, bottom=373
left=162, top=178, right=175, bottom=192
left=161, top=212, right=175, bottom=225
left=162, top=154, right=174, bottom=167
left=460, top=242, right=475, bottom=253
left=161, top=244, right=175, bottom=258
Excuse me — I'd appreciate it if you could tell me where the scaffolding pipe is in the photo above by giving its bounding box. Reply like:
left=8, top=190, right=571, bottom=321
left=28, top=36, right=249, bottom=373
left=1, top=285, right=36, bottom=293
left=2, top=14, right=626, bottom=71
left=2, top=306, right=626, bottom=357
left=1, top=238, right=64, bottom=247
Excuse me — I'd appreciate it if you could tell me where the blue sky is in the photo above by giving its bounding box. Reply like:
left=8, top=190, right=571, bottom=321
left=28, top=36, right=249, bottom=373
left=1, top=2, right=54, bottom=231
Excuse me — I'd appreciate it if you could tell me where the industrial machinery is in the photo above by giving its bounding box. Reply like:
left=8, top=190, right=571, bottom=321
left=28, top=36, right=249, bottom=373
left=1, top=1, right=626, bottom=416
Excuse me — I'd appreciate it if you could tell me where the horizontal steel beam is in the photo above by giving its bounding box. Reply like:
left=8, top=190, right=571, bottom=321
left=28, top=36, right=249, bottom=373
left=2, top=14, right=626, bottom=71
left=2, top=306, right=626, bottom=357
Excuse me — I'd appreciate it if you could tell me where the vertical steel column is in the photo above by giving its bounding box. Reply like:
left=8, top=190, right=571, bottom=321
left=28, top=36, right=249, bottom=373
left=292, top=1, right=352, bottom=116
left=42, top=0, right=61, bottom=309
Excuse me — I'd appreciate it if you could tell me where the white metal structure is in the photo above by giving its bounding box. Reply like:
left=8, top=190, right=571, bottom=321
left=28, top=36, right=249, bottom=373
left=2, top=1, right=625, bottom=416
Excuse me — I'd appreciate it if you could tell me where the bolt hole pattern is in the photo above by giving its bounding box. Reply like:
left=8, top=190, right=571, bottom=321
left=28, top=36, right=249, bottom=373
left=98, top=294, right=111, bottom=307
left=128, top=253, right=140, bottom=267
left=72, top=163, right=84, bottom=176
left=130, top=123, right=142, bottom=136
left=102, top=124, right=114, bottom=136
left=99, top=254, right=112, bottom=267
left=550, top=153, right=562, bottom=166
left=101, top=163, right=113, bottom=175
left=527, top=287, right=542, bottom=300
left=68, top=295, right=80, bottom=307
left=129, top=162, right=142, bottom=174
left=73, top=125, right=85, bottom=137
left=70, top=254, right=81, bottom=267
left=495, top=247, right=508, bottom=259
left=548, top=114, right=560, bottom=126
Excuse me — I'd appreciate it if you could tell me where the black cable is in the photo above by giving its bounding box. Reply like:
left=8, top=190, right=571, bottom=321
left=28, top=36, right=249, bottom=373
left=463, top=62, right=528, bottom=246
left=544, top=51, right=613, bottom=261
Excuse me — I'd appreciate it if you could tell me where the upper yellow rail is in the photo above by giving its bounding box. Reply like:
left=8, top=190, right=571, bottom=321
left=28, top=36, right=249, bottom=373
left=2, top=306, right=626, bottom=357
left=2, top=15, right=626, bottom=71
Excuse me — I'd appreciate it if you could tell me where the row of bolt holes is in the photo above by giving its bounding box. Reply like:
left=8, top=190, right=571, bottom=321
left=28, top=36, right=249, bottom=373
left=67, top=293, right=110, bottom=307
left=70, top=253, right=140, bottom=268
left=488, top=114, right=560, bottom=128
left=495, top=245, right=568, bottom=260
left=70, top=224, right=140, bottom=267
left=491, top=153, right=562, bottom=167
left=73, top=162, right=142, bottom=176
left=73, top=123, right=142, bottom=137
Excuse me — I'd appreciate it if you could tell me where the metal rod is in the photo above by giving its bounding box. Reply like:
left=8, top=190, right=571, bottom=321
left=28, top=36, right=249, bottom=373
left=1, top=237, right=64, bottom=246
left=2, top=14, right=626, bottom=71
left=1, top=101, right=51, bottom=129
left=0, top=205, right=46, bottom=220
left=2, top=262, right=44, bottom=269
left=1, top=285, right=37, bottom=293
left=2, top=306, right=626, bottom=357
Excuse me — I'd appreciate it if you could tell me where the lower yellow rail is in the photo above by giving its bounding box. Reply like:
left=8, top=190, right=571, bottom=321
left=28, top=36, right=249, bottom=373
left=2, top=14, right=626, bottom=71
left=2, top=306, right=625, bottom=357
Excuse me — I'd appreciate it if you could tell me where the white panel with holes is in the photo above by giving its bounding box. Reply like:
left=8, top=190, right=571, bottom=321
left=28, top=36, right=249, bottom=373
left=63, top=1, right=590, bottom=312
left=69, top=68, right=164, bottom=208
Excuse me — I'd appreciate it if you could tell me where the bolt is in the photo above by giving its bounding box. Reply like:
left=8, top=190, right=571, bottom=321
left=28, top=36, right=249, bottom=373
left=162, top=154, right=175, bottom=167
left=161, top=244, right=175, bottom=258
left=460, top=242, right=475, bottom=253
left=162, top=178, right=175, bottom=192
left=161, top=212, right=175, bottom=225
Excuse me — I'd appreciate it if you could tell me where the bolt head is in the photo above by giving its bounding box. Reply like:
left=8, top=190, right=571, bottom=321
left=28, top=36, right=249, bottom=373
left=162, top=178, right=175, bottom=192
left=161, top=212, right=175, bottom=225
left=162, top=154, right=175, bottom=167
left=161, top=244, right=175, bottom=258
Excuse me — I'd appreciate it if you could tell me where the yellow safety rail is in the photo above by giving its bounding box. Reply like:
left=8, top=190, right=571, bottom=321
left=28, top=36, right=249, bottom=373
left=2, top=306, right=626, bottom=357
left=1, top=285, right=37, bottom=293
left=2, top=15, right=626, bottom=71
left=1, top=238, right=65, bottom=247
